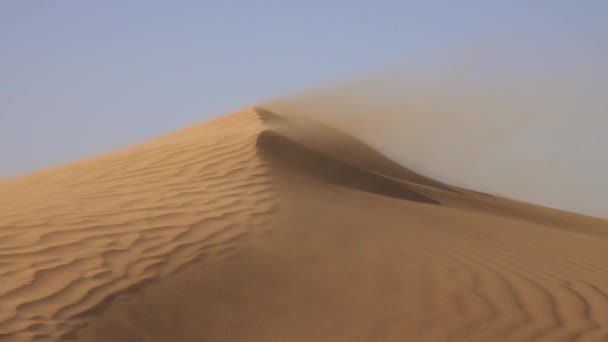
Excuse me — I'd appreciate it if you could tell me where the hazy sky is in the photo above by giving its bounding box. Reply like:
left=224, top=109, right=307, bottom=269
left=2, top=1, right=605, bottom=178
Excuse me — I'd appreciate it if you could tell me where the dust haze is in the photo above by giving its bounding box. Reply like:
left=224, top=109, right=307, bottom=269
left=263, top=43, right=608, bottom=218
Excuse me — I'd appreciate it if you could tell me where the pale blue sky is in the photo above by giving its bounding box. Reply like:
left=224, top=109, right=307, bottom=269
left=1, top=1, right=607, bottom=179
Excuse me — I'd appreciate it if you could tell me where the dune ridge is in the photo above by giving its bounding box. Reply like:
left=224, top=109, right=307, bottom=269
left=1, top=107, right=608, bottom=341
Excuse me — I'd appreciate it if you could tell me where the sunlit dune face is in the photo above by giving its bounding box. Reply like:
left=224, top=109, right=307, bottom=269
left=1, top=106, right=608, bottom=341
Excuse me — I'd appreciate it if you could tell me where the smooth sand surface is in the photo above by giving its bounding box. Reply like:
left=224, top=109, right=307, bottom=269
left=1, top=108, right=608, bottom=341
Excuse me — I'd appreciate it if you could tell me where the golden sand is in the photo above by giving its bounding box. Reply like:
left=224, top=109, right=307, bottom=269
left=1, top=108, right=607, bottom=341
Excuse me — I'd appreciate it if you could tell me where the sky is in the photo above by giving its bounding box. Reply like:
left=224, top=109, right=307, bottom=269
left=1, top=1, right=607, bottom=216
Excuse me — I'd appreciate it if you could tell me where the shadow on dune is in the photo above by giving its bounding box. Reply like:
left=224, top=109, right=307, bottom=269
left=255, top=112, right=440, bottom=205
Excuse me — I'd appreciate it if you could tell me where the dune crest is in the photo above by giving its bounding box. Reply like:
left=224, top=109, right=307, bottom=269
left=1, top=107, right=608, bottom=341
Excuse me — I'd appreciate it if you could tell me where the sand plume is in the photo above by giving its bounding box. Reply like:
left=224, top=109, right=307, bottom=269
left=263, top=44, right=608, bottom=218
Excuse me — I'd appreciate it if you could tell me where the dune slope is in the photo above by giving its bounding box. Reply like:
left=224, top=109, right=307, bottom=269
left=0, top=109, right=275, bottom=341
left=1, top=108, right=608, bottom=341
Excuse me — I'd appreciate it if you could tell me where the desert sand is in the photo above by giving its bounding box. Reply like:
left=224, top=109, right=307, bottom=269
left=1, top=107, right=608, bottom=341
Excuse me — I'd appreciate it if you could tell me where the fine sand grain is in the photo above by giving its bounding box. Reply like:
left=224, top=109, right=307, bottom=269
left=1, top=108, right=607, bottom=341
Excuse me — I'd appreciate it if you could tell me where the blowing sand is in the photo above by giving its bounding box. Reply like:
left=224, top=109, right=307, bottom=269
left=1, top=107, right=608, bottom=341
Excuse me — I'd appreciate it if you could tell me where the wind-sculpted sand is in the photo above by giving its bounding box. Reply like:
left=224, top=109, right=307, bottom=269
left=1, top=108, right=608, bottom=341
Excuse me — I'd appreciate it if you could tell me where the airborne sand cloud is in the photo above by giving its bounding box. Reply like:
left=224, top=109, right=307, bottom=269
left=264, top=42, right=608, bottom=218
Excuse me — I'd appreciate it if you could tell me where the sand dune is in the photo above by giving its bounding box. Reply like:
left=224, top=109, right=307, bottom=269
left=1, top=107, right=608, bottom=341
